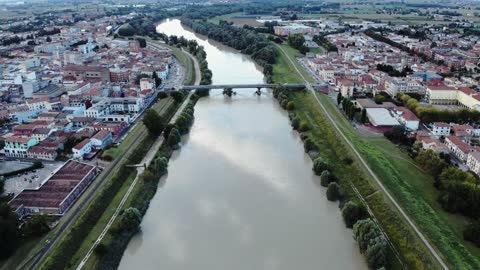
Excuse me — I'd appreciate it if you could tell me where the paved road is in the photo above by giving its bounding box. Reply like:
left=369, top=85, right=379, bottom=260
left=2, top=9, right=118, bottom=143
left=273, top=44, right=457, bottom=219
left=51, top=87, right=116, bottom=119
left=276, top=45, right=449, bottom=270
left=75, top=44, right=201, bottom=270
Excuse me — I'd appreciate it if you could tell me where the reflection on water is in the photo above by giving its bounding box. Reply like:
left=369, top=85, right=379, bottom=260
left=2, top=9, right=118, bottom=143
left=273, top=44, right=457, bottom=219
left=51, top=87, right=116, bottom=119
left=118, top=19, right=366, bottom=270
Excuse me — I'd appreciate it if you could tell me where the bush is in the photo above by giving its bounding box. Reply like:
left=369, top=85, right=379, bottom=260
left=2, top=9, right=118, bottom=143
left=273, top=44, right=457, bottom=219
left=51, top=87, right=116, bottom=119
left=280, top=99, right=288, bottom=109
left=120, top=207, right=142, bottom=232
left=464, top=222, right=480, bottom=247
left=141, top=170, right=156, bottom=182
left=287, top=101, right=295, bottom=110
left=298, top=121, right=309, bottom=132
left=341, top=201, right=366, bottom=228
left=326, top=182, right=341, bottom=201
left=157, top=92, right=168, bottom=99
left=320, top=170, right=330, bottom=187
left=167, top=128, right=181, bottom=147
left=170, top=91, right=185, bottom=103
left=313, top=157, right=329, bottom=175
left=95, top=243, right=108, bottom=257
left=101, top=154, right=113, bottom=161
left=291, top=117, right=300, bottom=130
left=303, top=138, right=317, bottom=153
left=353, top=218, right=388, bottom=269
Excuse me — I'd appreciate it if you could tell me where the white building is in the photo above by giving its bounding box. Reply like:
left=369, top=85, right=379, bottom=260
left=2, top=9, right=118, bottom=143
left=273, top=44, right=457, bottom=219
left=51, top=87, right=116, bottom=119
left=467, top=152, right=480, bottom=176
left=432, top=122, right=451, bottom=136
left=72, top=138, right=92, bottom=159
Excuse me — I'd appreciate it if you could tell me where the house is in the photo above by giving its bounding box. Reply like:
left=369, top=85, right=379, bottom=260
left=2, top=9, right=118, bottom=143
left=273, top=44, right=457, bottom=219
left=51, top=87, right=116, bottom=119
left=432, top=122, right=451, bottom=136
left=420, top=137, right=448, bottom=153
left=90, top=130, right=112, bottom=150
left=394, top=107, right=420, bottom=131
left=26, top=146, right=58, bottom=160
left=445, top=136, right=474, bottom=161
left=467, top=152, right=480, bottom=176
left=4, top=136, right=38, bottom=158
left=72, top=138, right=92, bottom=159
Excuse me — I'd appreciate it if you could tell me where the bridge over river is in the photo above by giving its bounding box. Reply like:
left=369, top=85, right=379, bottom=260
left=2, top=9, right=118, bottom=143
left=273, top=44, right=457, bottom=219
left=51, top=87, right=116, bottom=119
left=180, top=83, right=307, bottom=91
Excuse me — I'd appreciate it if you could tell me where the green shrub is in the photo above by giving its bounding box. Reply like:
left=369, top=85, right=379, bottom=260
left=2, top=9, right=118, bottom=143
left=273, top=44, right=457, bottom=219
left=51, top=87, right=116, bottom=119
left=464, top=222, right=480, bottom=247
left=341, top=201, right=367, bottom=228
left=281, top=99, right=288, bottom=109
left=320, top=170, right=330, bottom=187
left=287, top=101, right=295, bottom=110
left=298, top=121, right=309, bottom=132
left=313, top=157, right=329, bottom=175
left=326, top=182, right=341, bottom=201
left=291, top=117, right=299, bottom=130
left=303, top=138, right=317, bottom=153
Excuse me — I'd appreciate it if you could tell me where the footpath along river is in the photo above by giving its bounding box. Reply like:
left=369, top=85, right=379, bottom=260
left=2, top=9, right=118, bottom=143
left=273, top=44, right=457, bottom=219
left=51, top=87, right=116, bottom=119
left=118, top=18, right=367, bottom=270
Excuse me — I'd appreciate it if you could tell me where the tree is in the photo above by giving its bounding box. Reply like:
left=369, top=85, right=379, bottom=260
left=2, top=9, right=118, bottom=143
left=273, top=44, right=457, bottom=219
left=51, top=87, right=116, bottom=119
left=118, top=24, right=135, bottom=36
left=46, top=36, right=51, bottom=42
left=415, top=149, right=446, bottom=177
left=341, top=201, right=366, bottom=228
left=287, top=101, right=295, bottom=111
left=361, top=108, right=367, bottom=123
left=337, top=92, right=343, bottom=105
left=298, top=121, right=309, bottom=132
left=23, top=214, right=50, bottom=237
left=303, top=138, right=317, bottom=153
left=326, top=182, right=341, bottom=201
left=152, top=156, right=168, bottom=176
left=313, top=157, right=329, bottom=175
left=320, top=170, right=330, bottom=187
left=353, top=218, right=388, bottom=269
left=374, top=95, right=385, bottom=104
left=152, top=71, right=162, bottom=87
left=0, top=203, right=18, bottom=260
left=464, top=222, right=480, bottom=247
left=141, top=170, right=156, bottom=182
left=291, top=117, right=300, bottom=130
left=170, top=91, right=184, bottom=103
left=163, top=123, right=176, bottom=140
left=136, top=37, right=147, bottom=48
left=120, top=207, right=142, bottom=232
left=142, top=109, right=165, bottom=137
left=167, top=128, right=181, bottom=147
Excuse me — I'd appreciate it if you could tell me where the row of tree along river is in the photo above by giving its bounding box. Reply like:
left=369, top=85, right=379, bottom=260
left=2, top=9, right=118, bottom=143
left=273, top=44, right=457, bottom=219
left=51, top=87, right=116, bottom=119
left=118, top=19, right=367, bottom=270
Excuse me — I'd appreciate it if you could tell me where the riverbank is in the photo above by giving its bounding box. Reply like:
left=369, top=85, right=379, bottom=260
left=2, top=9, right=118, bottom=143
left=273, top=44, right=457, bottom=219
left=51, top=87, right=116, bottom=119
left=274, top=43, right=480, bottom=269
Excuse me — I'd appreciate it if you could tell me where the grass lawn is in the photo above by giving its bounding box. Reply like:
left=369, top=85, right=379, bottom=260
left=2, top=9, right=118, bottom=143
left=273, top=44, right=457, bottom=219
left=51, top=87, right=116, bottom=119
left=309, top=47, right=324, bottom=54
left=273, top=43, right=315, bottom=83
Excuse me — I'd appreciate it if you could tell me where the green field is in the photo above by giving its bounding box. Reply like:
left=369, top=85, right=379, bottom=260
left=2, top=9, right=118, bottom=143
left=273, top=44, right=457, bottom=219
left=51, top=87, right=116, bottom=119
left=273, top=43, right=480, bottom=269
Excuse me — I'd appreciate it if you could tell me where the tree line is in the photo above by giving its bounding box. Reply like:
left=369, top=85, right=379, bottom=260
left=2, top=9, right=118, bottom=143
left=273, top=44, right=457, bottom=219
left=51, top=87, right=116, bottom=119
left=415, top=149, right=480, bottom=247
left=180, top=19, right=277, bottom=83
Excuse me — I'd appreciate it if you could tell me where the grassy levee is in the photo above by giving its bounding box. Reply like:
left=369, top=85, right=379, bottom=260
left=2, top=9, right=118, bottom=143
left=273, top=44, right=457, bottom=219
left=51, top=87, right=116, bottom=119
left=273, top=44, right=445, bottom=269
left=37, top=98, right=178, bottom=270
left=316, top=93, right=480, bottom=269
left=275, top=42, right=480, bottom=269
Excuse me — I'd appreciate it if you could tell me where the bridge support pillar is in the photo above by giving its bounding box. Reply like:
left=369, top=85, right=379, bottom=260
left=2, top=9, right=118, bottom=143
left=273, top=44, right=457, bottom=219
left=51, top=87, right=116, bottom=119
left=255, top=87, right=261, bottom=96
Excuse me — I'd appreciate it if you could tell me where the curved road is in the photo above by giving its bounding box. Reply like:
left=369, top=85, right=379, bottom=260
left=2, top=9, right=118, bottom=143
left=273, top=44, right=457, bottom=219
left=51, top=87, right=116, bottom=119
left=276, top=44, right=449, bottom=270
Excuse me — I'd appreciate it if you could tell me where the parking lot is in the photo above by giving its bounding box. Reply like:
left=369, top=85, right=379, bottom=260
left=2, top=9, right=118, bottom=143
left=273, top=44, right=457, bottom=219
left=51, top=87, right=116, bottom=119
left=3, top=161, right=64, bottom=197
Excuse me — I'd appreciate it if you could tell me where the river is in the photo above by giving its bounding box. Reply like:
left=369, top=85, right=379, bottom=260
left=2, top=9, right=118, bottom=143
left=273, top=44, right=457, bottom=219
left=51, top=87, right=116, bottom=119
left=118, top=18, right=366, bottom=270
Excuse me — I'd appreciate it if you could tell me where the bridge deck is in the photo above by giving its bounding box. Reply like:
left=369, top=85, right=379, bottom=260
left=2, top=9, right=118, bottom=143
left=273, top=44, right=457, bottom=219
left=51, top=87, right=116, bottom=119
left=180, top=83, right=306, bottom=90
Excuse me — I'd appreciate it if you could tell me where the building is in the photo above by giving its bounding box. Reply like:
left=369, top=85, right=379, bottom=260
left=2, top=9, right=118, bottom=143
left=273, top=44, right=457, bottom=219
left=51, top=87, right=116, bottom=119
left=9, top=160, right=98, bottom=217
left=90, top=130, right=112, bottom=150
left=394, top=107, right=420, bottom=131
left=4, top=136, right=38, bottom=158
left=63, top=65, right=110, bottom=83
left=26, top=146, right=58, bottom=160
left=365, top=108, right=400, bottom=127
left=467, top=152, right=480, bottom=176
left=274, top=24, right=320, bottom=36
left=426, top=84, right=480, bottom=110
left=72, top=138, right=92, bottom=159
left=445, top=136, right=474, bottom=161
left=420, top=137, right=448, bottom=153
left=432, top=122, right=451, bottom=136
